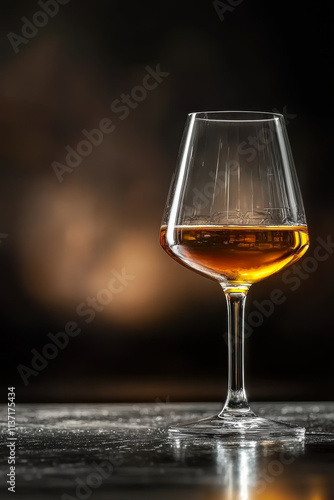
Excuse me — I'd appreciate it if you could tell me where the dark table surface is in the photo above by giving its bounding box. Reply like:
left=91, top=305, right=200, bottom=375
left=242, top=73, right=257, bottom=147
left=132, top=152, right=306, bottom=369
left=1, top=402, right=334, bottom=499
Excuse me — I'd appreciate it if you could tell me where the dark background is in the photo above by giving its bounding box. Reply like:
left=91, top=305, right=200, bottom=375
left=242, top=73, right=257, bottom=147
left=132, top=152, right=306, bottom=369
left=0, top=0, right=333, bottom=403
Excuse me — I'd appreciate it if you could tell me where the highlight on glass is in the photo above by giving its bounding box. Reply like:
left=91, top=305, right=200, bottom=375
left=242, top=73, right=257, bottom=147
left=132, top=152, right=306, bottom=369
left=160, top=111, right=309, bottom=439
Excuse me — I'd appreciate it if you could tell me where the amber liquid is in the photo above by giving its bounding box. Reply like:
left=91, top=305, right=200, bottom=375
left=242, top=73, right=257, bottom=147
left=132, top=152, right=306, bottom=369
left=160, top=225, right=309, bottom=285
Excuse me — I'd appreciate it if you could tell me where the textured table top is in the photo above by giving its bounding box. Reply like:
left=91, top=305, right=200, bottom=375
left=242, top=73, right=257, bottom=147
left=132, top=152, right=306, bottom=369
left=1, top=402, right=334, bottom=499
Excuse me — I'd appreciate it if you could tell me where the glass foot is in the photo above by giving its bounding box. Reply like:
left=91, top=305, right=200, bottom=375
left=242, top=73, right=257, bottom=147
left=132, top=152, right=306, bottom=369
left=168, top=412, right=305, bottom=442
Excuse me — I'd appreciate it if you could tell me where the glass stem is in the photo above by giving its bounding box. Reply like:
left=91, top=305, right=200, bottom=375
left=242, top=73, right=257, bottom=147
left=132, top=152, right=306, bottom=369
left=220, top=286, right=253, bottom=416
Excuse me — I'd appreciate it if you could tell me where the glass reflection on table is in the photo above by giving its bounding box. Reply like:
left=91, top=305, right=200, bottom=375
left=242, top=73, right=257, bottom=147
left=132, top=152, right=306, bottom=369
left=170, top=437, right=327, bottom=499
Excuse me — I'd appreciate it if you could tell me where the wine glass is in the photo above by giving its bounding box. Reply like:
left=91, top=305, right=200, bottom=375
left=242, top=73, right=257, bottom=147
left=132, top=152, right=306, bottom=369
left=160, top=111, right=309, bottom=440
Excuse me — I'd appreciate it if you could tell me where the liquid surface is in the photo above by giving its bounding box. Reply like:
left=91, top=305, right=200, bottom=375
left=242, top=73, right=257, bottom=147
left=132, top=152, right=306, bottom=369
left=160, top=225, right=309, bottom=284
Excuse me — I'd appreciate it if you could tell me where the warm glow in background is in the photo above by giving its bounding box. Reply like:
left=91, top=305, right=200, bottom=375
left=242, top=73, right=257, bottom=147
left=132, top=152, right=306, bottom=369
left=1, top=1, right=333, bottom=402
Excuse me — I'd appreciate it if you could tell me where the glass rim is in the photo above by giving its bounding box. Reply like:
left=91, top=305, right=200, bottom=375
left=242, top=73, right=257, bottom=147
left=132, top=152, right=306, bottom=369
left=188, top=110, right=284, bottom=122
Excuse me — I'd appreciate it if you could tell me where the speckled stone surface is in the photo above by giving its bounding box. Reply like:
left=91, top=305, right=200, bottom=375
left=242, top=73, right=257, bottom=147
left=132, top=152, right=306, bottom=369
left=1, top=402, right=334, bottom=499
